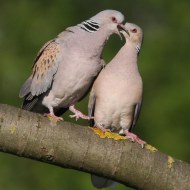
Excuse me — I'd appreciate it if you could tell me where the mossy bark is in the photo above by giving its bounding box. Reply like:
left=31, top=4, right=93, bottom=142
left=0, top=104, right=189, bottom=190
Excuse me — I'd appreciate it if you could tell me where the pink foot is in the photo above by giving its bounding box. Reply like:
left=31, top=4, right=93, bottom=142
left=125, top=131, right=146, bottom=148
left=95, top=123, right=111, bottom=133
left=44, top=113, right=63, bottom=122
left=69, top=105, right=93, bottom=121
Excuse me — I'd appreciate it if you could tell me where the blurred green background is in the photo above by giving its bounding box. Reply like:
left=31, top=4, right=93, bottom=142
left=0, top=0, right=190, bottom=189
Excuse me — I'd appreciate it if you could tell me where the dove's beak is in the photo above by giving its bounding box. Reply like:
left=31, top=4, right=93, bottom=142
left=117, top=24, right=130, bottom=37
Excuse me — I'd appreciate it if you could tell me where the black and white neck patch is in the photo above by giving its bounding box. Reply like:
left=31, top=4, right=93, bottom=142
left=80, top=20, right=100, bottom=33
left=136, top=45, right=141, bottom=55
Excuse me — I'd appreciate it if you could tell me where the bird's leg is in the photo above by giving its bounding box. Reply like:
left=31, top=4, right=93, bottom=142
left=95, top=123, right=111, bottom=133
left=44, top=107, right=63, bottom=122
left=69, top=105, right=93, bottom=121
left=124, top=130, right=146, bottom=148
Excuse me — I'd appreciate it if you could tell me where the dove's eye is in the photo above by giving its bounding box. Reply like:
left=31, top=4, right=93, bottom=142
left=111, top=17, right=117, bottom=23
left=131, top=28, right=137, bottom=33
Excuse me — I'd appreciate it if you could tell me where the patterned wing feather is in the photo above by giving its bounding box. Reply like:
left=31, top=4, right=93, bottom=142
left=30, top=40, right=61, bottom=96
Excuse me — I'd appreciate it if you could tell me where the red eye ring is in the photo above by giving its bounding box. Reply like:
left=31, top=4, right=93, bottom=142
left=132, top=28, right=137, bottom=33
left=111, top=17, right=117, bottom=23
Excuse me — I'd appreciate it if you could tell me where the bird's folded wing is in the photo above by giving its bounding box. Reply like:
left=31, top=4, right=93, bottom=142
left=88, top=86, right=96, bottom=126
left=131, top=99, right=143, bottom=130
left=20, top=39, right=61, bottom=97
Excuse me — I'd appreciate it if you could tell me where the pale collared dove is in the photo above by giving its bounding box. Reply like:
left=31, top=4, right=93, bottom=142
left=88, top=23, right=146, bottom=188
left=19, top=10, right=125, bottom=121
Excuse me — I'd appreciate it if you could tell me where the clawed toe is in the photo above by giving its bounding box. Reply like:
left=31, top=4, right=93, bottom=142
left=69, top=105, right=92, bottom=121
left=69, top=114, right=80, bottom=121
left=44, top=113, right=63, bottom=122
left=69, top=113, right=91, bottom=121
left=95, top=123, right=110, bottom=133
left=125, top=131, right=146, bottom=148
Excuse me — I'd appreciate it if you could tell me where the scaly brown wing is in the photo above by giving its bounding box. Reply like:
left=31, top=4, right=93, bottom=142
left=19, top=39, right=61, bottom=98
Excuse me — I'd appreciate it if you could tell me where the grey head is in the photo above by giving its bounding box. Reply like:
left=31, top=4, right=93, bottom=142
left=121, top=23, right=143, bottom=54
left=80, top=10, right=125, bottom=36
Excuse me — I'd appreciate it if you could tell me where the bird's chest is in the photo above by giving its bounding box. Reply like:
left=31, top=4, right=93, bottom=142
left=52, top=57, right=102, bottom=106
left=94, top=75, right=142, bottom=132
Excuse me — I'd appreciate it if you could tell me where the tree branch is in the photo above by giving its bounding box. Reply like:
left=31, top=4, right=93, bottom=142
left=0, top=104, right=189, bottom=190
